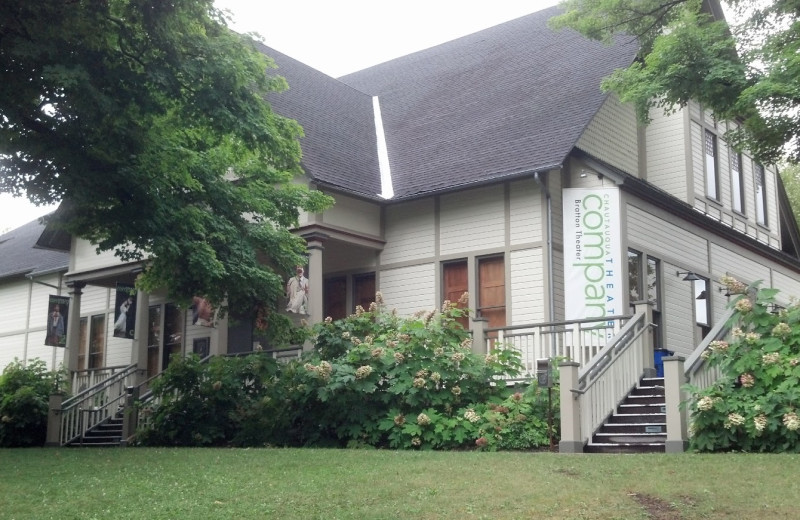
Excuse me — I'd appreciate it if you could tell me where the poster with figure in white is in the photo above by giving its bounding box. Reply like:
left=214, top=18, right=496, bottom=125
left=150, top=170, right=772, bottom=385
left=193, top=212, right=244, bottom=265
left=562, top=187, right=624, bottom=341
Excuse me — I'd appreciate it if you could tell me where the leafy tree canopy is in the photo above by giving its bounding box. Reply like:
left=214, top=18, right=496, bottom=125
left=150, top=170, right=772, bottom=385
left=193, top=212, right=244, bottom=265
left=551, top=0, right=800, bottom=164
left=0, top=0, right=332, bottom=314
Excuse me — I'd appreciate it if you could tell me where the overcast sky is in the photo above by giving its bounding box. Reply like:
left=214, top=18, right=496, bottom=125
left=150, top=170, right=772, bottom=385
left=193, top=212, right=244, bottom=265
left=0, top=0, right=560, bottom=233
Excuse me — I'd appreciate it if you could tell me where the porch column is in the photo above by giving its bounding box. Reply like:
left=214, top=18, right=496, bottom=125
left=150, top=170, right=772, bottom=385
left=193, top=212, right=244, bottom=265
left=64, top=281, right=86, bottom=374
left=132, top=289, right=150, bottom=385
left=634, top=302, right=656, bottom=377
left=470, top=317, right=488, bottom=356
left=301, top=232, right=328, bottom=327
left=558, top=361, right=583, bottom=453
left=663, top=356, right=688, bottom=453
left=45, top=393, right=64, bottom=447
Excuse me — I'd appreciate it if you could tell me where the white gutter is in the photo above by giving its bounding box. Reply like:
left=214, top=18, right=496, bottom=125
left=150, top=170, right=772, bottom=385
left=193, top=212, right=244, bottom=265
left=372, top=96, right=395, bottom=199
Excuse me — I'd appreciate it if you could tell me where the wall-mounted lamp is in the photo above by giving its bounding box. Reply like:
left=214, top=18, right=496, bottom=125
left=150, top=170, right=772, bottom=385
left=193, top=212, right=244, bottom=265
left=676, top=271, right=701, bottom=282
left=718, top=286, right=731, bottom=297
left=769, top=303, right=786, bottom=315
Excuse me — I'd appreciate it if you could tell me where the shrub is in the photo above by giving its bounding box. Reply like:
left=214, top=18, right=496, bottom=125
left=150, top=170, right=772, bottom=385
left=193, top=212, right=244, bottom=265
left=0, top=359, right=64, bottom=447
left=687, top=279, right=800, bottom=452
left=138, top=294, right=559, bottom=450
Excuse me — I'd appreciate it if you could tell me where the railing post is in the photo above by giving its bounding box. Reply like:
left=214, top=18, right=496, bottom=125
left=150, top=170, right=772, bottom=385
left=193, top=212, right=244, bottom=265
left=471, top=317, right=488, bottom=356
left=45, top=393, right=64, bottom=447
left=634, top=302, right=655, bottom=377
left=558, top=361, right=583, bottom=453
left=663, top=356, right=688, bottom=453
left=121, top=385, right=140, bottom=447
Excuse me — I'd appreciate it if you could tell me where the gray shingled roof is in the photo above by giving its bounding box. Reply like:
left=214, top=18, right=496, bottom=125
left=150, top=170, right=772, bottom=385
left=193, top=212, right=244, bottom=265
left=257, top=43, right=383, bottom=199
left=329, top=6, right=639, bottom=200
left=0, top=218, right=68, bottom=280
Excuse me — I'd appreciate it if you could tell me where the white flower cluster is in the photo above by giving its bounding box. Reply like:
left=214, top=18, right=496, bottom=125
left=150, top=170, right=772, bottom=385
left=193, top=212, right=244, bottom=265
left=783, top=412, right=800, bottom=431
left=724, top=413, right=745, bottom=429
left=754, top=414, right=767, bottom=432
left=762, top=352, right=780, bottom=365
left=464, top=409, right=481, bottom=423
left=417, top=413, right=431, bottom=426
left=355, top=365, right=373, bottom=379
left=697, top=396, right=715, bottom=411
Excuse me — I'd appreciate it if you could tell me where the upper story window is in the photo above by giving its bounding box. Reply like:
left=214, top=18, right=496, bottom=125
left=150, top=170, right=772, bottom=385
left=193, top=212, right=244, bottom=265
left=704, top=130, right=719, bottom=200
left=755, top=163, right=768, bottom=226
left=730, top=152, right=745, bottom=214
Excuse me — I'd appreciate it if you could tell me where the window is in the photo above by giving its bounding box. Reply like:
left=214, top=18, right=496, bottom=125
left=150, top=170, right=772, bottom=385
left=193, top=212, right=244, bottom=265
left=88, top=314, right=105, bottom=369
left=78, top=317, right=88, bottom=370
left=162, top=303, right=182, bottom=369
left=628, top=250, right=662, bottom=349
left=443, top=261, right=469, bottom=329
left=731, top=152, right=745, bottom=213
left=704, top=130, right=719, bottom=200
left=694, top=277, right=711, bottom=340
left=755, top=163, right=768, bottom=226
left=477, top=256, right=506, bottom=330
left=147, top=305, right=161, bottom=378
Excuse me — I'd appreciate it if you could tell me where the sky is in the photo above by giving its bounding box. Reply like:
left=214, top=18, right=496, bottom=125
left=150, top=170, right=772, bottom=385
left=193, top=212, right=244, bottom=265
left=0, top=0, right=560, bottom=234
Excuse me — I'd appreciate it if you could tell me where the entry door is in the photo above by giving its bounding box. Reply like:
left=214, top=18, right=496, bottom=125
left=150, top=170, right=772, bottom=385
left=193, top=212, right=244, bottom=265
left=162, top=303, right=182, bottom=370
left=353, top=273, right=376, bottom=311
left=146, top=305, right=161, bottom=378
left=324, top=277, right=347, bottom=321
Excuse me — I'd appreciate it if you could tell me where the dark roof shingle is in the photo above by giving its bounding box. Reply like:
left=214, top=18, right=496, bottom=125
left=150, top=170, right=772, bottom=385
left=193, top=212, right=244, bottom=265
left=0, top=218, right=68, bottom=280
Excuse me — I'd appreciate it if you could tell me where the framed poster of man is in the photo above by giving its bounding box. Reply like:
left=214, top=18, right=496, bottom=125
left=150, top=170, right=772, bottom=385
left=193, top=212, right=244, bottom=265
left=45, top=295, right=69, bottom=347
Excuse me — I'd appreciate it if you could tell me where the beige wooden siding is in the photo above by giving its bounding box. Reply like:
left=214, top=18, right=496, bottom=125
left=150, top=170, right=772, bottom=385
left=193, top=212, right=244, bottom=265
left=509, top=178, right=542, bottom=245
left=662, top=261, right=698, bottom=357
left=627, top=205, right=709, bottom=268
left=509, top=248, right=545, bottom=325
left=645, top=106, right=688, bottom=200
left=382, top=199, right=435, bottom=265
left=72, top=238, right=128, bottom=273
left=0, top=334, right=25, bottom=368
left=0, top=280, right=29, bottom=333
left=576, top=95, right=639, bottom=176
left=440, top=185, right=505, bottom=255
left=710, top=243, right=771, bottom=286
left=320, top=194, right=382, bottom=237
left=771, top=270, right=800, bottom=302
left=80, top=285, right=111, bottom=315
left=379, top=263, right=436, bottom=315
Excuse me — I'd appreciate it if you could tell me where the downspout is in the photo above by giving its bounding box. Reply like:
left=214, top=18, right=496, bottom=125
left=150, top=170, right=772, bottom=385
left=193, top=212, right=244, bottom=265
left=533, top=171, right=555, bottom=323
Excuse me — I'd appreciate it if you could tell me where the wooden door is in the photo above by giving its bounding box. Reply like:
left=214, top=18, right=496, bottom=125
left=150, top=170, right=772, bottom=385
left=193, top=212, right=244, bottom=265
left=443, top=261, right=469, bottom=329
left=478, top=257, right=506, bottom=330
left=354, top=273, right=376, bottom=311
left=324, top=277, right=347, bottom=321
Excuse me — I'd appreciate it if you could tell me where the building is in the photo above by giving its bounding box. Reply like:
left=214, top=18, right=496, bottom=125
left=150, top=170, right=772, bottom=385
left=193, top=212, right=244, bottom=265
left=5, top=5, right=800, bottom=408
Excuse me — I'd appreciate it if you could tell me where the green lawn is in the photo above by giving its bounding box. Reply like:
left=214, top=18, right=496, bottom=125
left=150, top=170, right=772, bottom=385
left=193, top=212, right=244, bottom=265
left=1, top=448, right=798, bottom=519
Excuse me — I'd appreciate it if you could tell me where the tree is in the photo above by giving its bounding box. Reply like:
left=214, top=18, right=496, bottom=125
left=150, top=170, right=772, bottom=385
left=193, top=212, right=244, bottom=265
left=550, top=0, right=800, bottom=164
left=0, top=1, right=332, bottom=316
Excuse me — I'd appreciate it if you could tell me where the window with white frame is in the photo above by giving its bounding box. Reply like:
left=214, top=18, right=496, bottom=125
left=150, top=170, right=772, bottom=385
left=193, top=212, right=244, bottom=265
left=704, top=130, right=719, bottom=200
left=731, top=151, right=745, bottom=214
left=755, top=163, right=768, bottom=226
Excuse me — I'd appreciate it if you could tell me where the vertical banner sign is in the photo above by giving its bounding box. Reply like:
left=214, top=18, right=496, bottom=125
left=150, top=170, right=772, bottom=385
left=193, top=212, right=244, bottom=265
left=562, top=187, right=624, bottom=339
left=45, top=295, right=69, bottom=347
left=113, top=284, right=137, bottom=339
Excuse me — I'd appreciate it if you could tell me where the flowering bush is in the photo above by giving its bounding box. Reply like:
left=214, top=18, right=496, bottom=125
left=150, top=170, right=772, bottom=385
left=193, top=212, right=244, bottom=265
left=688, top=279, right=800, bottom=452
left=139, top=294, right=559, bottom=450
left=0, top=359, right=65, bottom=447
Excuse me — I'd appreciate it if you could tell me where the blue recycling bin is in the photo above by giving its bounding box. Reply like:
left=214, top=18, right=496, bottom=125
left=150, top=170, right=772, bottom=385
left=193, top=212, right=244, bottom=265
left=654, top=349, right=674, bottom=378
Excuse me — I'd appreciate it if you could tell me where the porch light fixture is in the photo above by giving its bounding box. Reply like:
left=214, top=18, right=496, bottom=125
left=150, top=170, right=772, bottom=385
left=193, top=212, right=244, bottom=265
left=676, top=271, right=701, bottom=282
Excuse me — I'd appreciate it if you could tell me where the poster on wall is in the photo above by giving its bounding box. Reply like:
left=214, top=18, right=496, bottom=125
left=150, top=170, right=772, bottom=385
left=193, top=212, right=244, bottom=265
left=113, top=284, right=137, bottom=339
left=191, top=296, right=215, bottom=327
left=562, top=187, right=624, bottom=338
left=45, top=295, right=69, bottom=347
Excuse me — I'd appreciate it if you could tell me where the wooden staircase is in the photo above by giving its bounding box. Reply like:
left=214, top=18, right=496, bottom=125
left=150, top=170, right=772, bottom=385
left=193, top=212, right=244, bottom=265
left=584, top=377, right=666, bottom=454
left=67, top=413, right=123, bottom=447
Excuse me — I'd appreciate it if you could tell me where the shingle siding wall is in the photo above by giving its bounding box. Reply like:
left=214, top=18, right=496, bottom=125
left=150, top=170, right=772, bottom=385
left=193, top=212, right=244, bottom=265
left=380, top=263, right=436, bottom=315
left=509, top=248, right=545, bottom=324
left=577, top=95, right=640, bottom=176
left=439, top=186, right=505, bottom=255
left=509, top=178, right=542, bottom=245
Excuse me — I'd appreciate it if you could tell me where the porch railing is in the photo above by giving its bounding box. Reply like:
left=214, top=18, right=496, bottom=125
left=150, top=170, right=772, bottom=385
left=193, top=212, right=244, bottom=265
left=486, top=314, right=631, bottom=379
left=60, top=364, right=139, bottom=446
left=71, top=365, right=130, bottom=394
left=683, top=307, right=735, bottom=391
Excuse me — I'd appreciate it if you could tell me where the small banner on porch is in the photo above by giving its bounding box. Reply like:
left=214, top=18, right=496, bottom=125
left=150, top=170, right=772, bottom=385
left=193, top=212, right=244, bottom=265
left=562, top=187, right=624, bottom=337
left=45, top=295, right=69, bottom=347
left=113, top=284, right=137, bottom=339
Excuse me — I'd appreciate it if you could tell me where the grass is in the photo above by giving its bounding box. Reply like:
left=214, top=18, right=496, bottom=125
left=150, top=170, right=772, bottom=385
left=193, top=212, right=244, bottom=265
left=1, top=448, right=799, bottom=519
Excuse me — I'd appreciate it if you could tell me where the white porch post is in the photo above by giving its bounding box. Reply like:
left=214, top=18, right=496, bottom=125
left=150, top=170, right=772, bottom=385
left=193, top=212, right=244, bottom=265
left=634, top=302, right=655, bottom=377
left=663, top=356, right=688, bottom=453
left=301, top=232, right=328, bottom=328
left=558, top=361, right=583, bottom=453
left=64, top=281, right=85, bottom=374
left=132, top=289, right=150, bottom=384
left=470, top=317, right=488, bottom=356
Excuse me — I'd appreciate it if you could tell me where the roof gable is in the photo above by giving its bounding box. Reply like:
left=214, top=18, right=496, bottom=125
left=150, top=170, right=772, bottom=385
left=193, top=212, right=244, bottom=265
left=0, top=218, right=68, bottom=280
